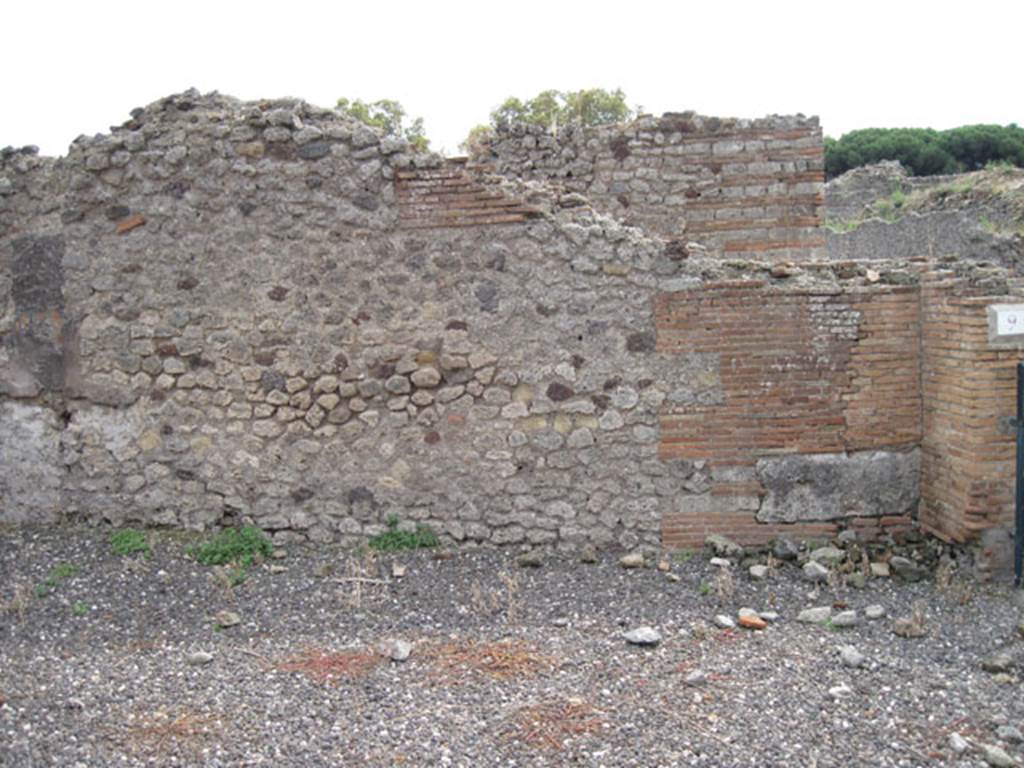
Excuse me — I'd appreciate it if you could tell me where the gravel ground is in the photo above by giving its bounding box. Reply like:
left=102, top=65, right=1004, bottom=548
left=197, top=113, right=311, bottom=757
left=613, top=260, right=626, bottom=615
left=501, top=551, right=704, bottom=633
left=2, top=525, right=1024, bottom=767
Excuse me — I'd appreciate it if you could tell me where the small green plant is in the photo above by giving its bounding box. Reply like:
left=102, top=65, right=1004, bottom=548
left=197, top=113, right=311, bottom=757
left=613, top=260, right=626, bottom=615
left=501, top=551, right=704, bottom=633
left=824, top=618, right=838, bottom=631
left=698, top=582, right=712, bottom=596
left=35, top=563, right=77, bottom=597
left=227, top=565, right=248, bottom=587
left=111, top=529, right=151, bottom=558
left=824, top=218, right=862, bottom=234
left=72, top=601, right=89, bottom=617
left=368, top=515, right=438, bottom=551
left=189, top=526, right=272, bottom=567
left=49, top=564, right=77, bottom=582
left=672, top=549, right=696, bottom=564
left=985, top=159, right=1016, bottom=173
left=190, top=527, right=272, bottom=589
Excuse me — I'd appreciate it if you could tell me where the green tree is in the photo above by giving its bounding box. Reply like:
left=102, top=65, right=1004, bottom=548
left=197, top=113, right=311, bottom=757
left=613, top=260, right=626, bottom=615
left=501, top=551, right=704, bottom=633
left=336, top=97, right=429, bottom=152
left=489, top=88, right=634, bottom=132
left=825, top=124, right=1024, bottom=178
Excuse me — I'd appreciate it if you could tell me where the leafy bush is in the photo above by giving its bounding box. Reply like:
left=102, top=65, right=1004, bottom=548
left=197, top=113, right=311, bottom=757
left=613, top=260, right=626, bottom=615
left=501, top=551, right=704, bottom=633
left=190, top=526, right=272, bottom=567
left=464, top=88, right=635, bottom=150
left=825, top=124, right=1024, bottom=178
left=111, top=529, right=150, bottom=557
left=336, top=98, right=429, bottom=151
left=368, top=515, right=438, bottom=551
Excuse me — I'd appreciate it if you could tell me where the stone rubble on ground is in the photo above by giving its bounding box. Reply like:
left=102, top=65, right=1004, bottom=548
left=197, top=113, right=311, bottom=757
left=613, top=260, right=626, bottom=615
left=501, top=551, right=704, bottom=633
left=377, top=638, right=413, bottom=662
left=705, top=534, right=744, bottom=558
left=619, top=552, right=645, bottom=569
left=830, top=610, right=859, bottom=629
left=839, top=645, right=866, bottom=668
left=624, top=626, right=662, bottom=646
left=809, top=546, right=845, bottom=566
left=714, top=615, right=736, bottom=629
left=797, top=606, right=832, bottom=624
left=982, top=743, right=1016, bottom=767
left=803, top=561, right=830, bottom=582
left=684, top=669, right=707, bottom=686
left=865, top=604, right=886, bottom=620
left=516, top=550, right=544, bottom=568
left=213, top=610, right=241, bottom=628
left=982, top=650, right=1016, bottom=674
left=949, top=732, right=970, bottom=754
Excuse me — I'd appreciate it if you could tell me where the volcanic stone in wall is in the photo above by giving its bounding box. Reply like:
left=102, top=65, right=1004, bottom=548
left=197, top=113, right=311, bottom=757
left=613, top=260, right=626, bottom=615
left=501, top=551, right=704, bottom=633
left=2, top=234, right=66, bottom=396
left=755, top=449, right=919, bottom=523
left=0, top=401, right=63, bottom=522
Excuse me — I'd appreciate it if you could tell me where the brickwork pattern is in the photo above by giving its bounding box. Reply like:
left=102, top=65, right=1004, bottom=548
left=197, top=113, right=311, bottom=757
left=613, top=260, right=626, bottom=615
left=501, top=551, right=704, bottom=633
left=656, top=281, right=921, bottom=547
left=476, top=114, right=825, bottom=261
left=919, top=274, right=1024, bottom=542
left=395, top=159, right=543, bottom=229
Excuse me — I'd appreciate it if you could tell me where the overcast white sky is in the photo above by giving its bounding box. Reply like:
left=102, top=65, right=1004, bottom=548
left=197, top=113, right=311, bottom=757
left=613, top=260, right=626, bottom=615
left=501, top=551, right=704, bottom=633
left=3, top=0, right=1020, bottom=157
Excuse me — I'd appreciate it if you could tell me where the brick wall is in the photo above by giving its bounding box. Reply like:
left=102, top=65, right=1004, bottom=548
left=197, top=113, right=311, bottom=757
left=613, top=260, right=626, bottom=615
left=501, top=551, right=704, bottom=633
left=919, top=274, right=1024, bottom=544
left=475, top=113, right=825, bottom=261
left=395, top=159, right=543, bottom=229
left=656, top=280, right=921, bottom=547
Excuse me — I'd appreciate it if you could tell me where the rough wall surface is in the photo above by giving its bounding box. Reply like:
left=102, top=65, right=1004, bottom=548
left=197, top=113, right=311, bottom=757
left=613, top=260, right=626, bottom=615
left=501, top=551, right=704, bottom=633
left=918, top=272, right=1024, bottom=548
left=474, top=113, right=826, bottom=261
left=825, top=162, right=1024, bottom=269
left=2, top=90, right=751, bottom=549
left=655, top=279, right=922, bottom=546
left=3, top=90, right=1024, bottom=554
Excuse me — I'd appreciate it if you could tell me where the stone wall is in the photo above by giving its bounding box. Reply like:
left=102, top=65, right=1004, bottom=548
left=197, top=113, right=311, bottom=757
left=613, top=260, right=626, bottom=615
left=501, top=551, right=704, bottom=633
left=1, top=90, right=752, bottom=549
left=3, top=90, right=1024, bottom=555
left=472, top=113, right=826, bottom=262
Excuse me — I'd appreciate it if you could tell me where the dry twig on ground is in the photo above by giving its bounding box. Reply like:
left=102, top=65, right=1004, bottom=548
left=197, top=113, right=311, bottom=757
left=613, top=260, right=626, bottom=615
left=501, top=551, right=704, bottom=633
left=428, top=639, right=554, bottom=681
left=507, top=699, right=605, bottom=751
left=119, top=707, right=222, bottom=754
left=275, top=646, right=382, bottom=683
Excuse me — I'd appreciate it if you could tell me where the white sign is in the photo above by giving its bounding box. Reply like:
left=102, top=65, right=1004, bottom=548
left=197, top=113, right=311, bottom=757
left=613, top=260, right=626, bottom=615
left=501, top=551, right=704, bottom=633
left=997, top=307, right=1024, bottom=336
left=988, top=304, right=1024, bottom=346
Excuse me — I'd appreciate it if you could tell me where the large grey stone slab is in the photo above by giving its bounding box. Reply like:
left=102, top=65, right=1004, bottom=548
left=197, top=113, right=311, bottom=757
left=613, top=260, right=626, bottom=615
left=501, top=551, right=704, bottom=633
left=756, top=450, right=919, bottom=523
left=0, top=402, right=63, bottom=523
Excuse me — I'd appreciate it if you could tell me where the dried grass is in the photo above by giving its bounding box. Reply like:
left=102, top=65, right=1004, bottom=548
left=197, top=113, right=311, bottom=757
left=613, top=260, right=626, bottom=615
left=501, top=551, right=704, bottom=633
left=275, top=646, right=382, bottom=683
left=469, top=570, right=521, bottom=620
left=507, top=699, right=605, bottom=751
left=121, top=707, right=222, bottom=753
left=428, top=639, right=554, bottom=681
left=339, top=551, right=384, bottom=609
left=712, top=566, right=735, bottom=603
left=0, top=583, right=32, bottom=622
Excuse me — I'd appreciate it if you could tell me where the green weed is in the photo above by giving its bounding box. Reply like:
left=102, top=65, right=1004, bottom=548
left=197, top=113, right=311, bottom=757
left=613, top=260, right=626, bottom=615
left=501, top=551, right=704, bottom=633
left=824, top=218, right=862, bottom=234
left=189, top=526, right=272, bottom=567
left=111, top=529, right=151, bottom=558
left=698, top=582, right=712, bottom=596
left=35, top=563, right=77, bottom=597
left=673, top=549, right=697, bottom=564
left=368, top=515, right=438, bottom=551
left=72, top=601, right=89, bottom=617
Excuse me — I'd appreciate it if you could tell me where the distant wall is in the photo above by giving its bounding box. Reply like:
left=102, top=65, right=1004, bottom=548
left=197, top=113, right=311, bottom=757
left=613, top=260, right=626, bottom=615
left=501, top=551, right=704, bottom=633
left=474, top=113, right=826, bottom=261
